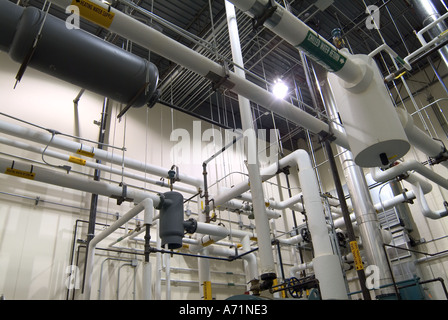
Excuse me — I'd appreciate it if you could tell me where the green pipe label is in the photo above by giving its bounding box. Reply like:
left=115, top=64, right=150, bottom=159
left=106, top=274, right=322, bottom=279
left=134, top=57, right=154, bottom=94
left=298, top=31, right=347, bottom=72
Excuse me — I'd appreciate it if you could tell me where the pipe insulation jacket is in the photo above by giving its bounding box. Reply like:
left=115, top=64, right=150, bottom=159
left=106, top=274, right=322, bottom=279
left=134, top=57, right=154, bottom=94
left=0, top=156, right=161, bottom=206
left=0, top=135, right=198, bottom=194
left=0, top=118, right=203, bottom=188
left=225, top=0, right=276, bottom=278
left=46, top=0, right=350, bottom=150
left=396, top=108, right=448, bottom=169
left=226, top=0, right=362, bottom=83
left=0, top=0, right=159, bottom=108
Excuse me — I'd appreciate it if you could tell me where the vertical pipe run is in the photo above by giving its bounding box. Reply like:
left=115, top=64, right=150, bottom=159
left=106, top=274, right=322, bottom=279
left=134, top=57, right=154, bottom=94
left=313, top=65, right=396, bottom=297
left=296, top=150, right=348, bottom=300
left=84, top=97, right=109, bottom=293
left=225, top=1, right=277, bottom=282
left=322, top=139, right=371, bottom=300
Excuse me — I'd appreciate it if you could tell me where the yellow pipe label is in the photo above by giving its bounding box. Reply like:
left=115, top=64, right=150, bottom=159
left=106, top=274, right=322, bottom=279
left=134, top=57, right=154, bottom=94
left=69, top=156, right=86, bottom=166
left=5, top=167, right=35, bottom=180
left=76, top=149, right=95, bottom=158
left=349, top=241, right=364, bottom=270
left=203, top=281, right=212, bottom=300
left=71, top=0, right=115, bottom=29
left=202, top=238, right=215, bottom=247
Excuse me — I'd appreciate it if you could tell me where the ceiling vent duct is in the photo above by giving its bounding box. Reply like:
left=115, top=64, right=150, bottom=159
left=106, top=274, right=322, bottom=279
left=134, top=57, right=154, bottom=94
left=0, top=0, right=159, bottom=109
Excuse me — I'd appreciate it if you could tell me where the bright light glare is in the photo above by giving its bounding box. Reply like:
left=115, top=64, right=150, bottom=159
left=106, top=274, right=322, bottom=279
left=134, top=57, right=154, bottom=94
left=273, top=80, right=288, bottom=99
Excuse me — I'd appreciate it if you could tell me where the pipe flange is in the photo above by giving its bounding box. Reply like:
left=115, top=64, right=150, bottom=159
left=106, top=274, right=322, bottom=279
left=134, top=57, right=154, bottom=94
left=183, top=218, right=197, bottom=234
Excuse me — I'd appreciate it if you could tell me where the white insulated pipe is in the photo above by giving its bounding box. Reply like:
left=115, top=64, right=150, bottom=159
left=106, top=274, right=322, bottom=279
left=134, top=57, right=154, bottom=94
left=0, top=156, right=161, bottom=205
left=0, top=119, right=203, bottom=189
left=0, top=135, right=198, bottom=194
left=214, top=149, right=348, bottom=298
left=410, top=182, right=448, bottom=219
left=219, top=198, right=281, bottom=219
left=371, top=161, right=448, bottom=190
left=227, top=0, right=362, bottom=84
left=371, top=162, right=448, bottom=219
left=295, top=150, right=347, bottom=299
left=46, top=0, right=350, bottom=150
left=225, top=0, right=276, bottom=278
left=214, top=149, right=320, bottom=207
left=396, top=108, right=448, bottom=169
left=84, top=198, right=154, bottom=300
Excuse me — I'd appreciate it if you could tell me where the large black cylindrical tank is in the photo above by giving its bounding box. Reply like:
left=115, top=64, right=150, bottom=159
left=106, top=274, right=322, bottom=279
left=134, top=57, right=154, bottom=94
left=0, top=0, right=158, bottom=108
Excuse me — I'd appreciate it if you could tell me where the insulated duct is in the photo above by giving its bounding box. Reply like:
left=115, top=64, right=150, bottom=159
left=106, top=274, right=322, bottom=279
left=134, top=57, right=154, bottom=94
left=0, top=0, right=159, bottom=108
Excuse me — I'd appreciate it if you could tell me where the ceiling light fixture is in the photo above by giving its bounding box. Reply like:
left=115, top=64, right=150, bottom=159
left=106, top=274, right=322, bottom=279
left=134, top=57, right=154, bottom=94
left=272, top=79, right=288, bottom=99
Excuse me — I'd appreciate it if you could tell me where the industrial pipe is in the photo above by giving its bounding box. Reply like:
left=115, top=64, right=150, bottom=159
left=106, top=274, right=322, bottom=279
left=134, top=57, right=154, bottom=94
left=0, top=118, right=203, bottom=188
left=226, top=0, right=362, bottom=83
left=222, top=149, right=348, bottom=299
left=371, top=161, right=448, bottom=190
left=84, top=198, right=155, bottom=300
left=371, top=160, right=448, bottom=220
left=225, top=0, right=277, bottom=282
left=0, top=156, right=161, bottom=205
left=46, top=0, right=350, bottom=150
left=396, top=108, right=448, bottom=169
left=0, top=135, right=198, bottom=194
left=410, top=182, right=448, bottom=219
left=0, top=0, right=159, bottom=108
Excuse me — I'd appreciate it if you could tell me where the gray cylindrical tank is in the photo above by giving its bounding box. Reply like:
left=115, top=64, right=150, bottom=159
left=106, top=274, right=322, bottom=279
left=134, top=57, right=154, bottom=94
left=159, top=191, right=184, bottom=250
left=1, top=1, right=158, bottom=108
left=0, top=0, right=23, bottom=52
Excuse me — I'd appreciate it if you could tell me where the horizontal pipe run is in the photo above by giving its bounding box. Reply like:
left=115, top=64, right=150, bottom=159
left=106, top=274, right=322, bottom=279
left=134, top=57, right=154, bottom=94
left=0, top=118, right=203, bottom=188
left=371, top=161, right=448, bottom=190
left=47, top=0, right=350, bottom=150
left=0, top=156, right=161, bottom=205
left=214, top=149, right=320, bottom=207
left=0, top=135, right=198, bottom=194
left=226, top=0, right=363, bottom=84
